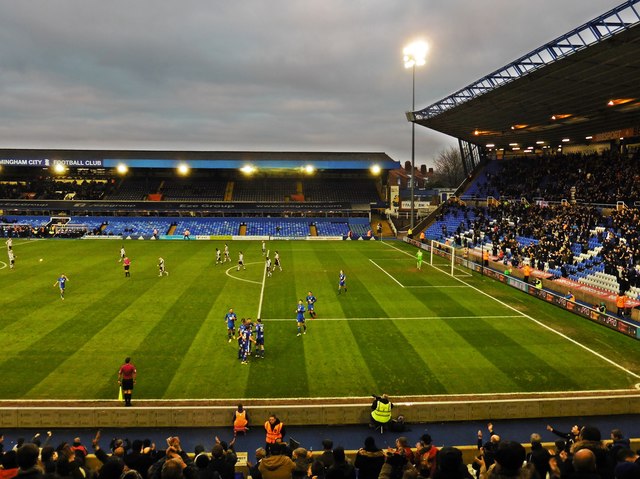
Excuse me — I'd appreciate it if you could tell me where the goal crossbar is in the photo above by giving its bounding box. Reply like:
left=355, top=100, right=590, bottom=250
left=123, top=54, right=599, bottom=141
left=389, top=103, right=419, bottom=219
left=429, top=240, right=471, bottom=277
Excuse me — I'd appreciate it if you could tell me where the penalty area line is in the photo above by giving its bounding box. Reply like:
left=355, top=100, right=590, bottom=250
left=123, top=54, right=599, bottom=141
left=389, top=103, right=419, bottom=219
left=369, top=259, right=404, bottom=288
left=382, top=240, right=640, bottom=380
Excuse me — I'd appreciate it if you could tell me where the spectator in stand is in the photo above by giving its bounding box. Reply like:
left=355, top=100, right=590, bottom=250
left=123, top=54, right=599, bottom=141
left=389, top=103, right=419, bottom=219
left=125, top=439, right=156, bottom=479
left=432, top=447, right=473, bottom=479
left=292, top=448, right=312, bottom=479
left=567, top=449, right=600, bottom=479
left=607, top=429, right=630, bottom=469
left=205, top=444, right=233, bottom=479
left=526, top=434, right=550, bottom=479
left=325, top=447, right=355, bottom=479
left=481, top=441, right=536, bottom=479
left=354, top=437, right=385, bottom=479
left=317, top=440, right=334, bottom=471
left=15, top=443, right=43, bottom=479
left=0, top=450, right=18, bottom=479
left=414, top=434, right=438, bottom=478
left=55, top=443, right=87, bottom=479
left=258, top=443, right=295, bottom=479
left=547, top=424, right=580, bottom=451
left=247, top=448, right=266, bottom=479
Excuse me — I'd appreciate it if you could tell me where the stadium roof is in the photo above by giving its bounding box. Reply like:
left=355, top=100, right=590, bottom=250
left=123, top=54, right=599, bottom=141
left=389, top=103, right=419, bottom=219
left=410, top=0, right=640, bottom=152
left=0, top=149, right=399, bottom=170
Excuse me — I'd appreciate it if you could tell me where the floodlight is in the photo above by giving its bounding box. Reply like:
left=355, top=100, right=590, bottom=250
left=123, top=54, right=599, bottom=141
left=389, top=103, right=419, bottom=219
left=403, top=41, right=428, bottom=68
left=116, top=163, right=128, bottom=175
left=304, top=164, right=315, bottom=174
left=240, top=165, right=256, bottom=175
left=53, top=163, right=66, bottom=174
left=370, top=164, right=381, bottom=175
left=177, top=163, right=190, bottom=175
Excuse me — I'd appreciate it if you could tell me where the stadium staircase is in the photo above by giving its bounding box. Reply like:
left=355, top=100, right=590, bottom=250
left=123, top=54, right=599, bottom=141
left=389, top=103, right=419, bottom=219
left=167, top=224, right=177, bottom=235
left=239, top=224, right=247, bottom=235
left=309, top=224, right=317, bottom=236
left=224, top=181, right=234, bottom=201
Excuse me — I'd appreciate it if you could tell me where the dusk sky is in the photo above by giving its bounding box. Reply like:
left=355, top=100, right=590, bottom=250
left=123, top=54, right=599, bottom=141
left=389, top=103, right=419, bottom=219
left=0, top=0, right=624, bottom=167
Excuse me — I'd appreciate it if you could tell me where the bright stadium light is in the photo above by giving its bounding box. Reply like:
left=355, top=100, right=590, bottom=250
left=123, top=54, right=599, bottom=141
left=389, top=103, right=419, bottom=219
left=116, top=163, right=128, bottom=175
left=304, top=164, right=315, bottom=175
left=53, top=163, right=66, bottom=174
left=177, top=163, right=190, bottom=175
left=403, top=39, right=428, bottom=231
left=240, top=164, right=256, bottom=175
left=370, top=164, right=381, bottom=176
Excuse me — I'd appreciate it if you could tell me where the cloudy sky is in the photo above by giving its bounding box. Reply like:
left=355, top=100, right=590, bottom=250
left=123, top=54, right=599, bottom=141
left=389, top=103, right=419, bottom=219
left=0, top=0, right=624, bottom=167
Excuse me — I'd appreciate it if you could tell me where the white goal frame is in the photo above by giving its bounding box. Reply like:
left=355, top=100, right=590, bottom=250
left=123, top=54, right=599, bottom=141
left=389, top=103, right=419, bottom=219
left=429, top=240, right=472, bottom=277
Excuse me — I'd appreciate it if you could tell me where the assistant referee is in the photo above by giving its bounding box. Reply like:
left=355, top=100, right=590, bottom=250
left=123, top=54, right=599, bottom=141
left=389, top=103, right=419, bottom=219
left=118, top=357, right=137, bottom=407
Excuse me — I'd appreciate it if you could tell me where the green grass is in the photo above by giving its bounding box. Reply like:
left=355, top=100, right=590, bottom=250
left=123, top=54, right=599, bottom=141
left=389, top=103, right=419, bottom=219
left=1, top=238, right=639, bottom=400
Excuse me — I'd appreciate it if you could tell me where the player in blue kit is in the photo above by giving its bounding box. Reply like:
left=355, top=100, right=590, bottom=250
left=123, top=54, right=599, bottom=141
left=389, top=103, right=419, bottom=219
left=296, top=300, right=306, bottom=336
left=338, top=270, right=347, bottom=294
left=225, top=308, right=237, bottom=342
left=53, top=274, right=69, bottom=300
left=254, top=318, right=265, bottom=358
left=239, top=320, right=255, bottom=365
left=306, top=291, right=317, bottom=319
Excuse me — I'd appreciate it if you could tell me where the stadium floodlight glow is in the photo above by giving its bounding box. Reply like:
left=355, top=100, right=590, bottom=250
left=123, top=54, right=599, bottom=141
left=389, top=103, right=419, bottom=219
left=485, top=143, right=495, bottom=148
left=53, top=163, right=66, bottom=174
left=370, top=164, right=382, bottom=175
left=303, top=164, right=315, bottom=175
left=536, top=141, right=545, bottom=145
left=512, top=147, right=520, bottom=151
left=403, top=39, right=428, bottom=231
left=403, top=41, right=428, bottom=68
left=240, top=164, right=256, bottom=175
left=177, top=163, right=190, bottom=175
left=585, top=136, right=593, bottom=140
left=116, top=163, right=128, bottom=175
left=508, top=143, right=518, bottom=146
left=562, top=138, right=570, bottom=142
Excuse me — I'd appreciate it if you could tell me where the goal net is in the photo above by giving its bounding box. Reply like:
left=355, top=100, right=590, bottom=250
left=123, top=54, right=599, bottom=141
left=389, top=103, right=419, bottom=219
left=429, top=240, right=472, bottom=277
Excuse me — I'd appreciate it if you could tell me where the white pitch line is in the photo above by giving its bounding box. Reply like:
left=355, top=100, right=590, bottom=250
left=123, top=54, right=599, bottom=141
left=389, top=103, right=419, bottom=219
left=9, top=239, right=43, bottom=247
left=262, top=315, right=523, bottom=322
left=0, top=260, right=7, bottom=270
left=257, top=260, right=269, bottom=319
left=369, top=259, right=404, bottom=288
left=405, top=285, right=470, bottom=288
left=383, top=241, right=640, bottom=380
left=224, top=262, right=263, bottom=285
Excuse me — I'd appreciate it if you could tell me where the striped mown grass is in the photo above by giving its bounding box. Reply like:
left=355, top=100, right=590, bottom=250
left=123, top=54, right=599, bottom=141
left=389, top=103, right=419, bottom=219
left=1, top=238, right=639, bottom=400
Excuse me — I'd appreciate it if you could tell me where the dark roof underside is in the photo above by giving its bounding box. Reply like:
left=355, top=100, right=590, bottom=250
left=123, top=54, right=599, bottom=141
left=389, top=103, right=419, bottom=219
left=413, top=24, right=640, bottom=150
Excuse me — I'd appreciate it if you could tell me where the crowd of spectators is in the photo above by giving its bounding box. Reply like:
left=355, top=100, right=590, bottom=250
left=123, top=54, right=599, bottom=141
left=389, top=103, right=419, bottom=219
left=434, top=151, right=640, bottom=293
left=1, top=423, right=638, bottom=479
left=471, top=150, right=640, bottom=204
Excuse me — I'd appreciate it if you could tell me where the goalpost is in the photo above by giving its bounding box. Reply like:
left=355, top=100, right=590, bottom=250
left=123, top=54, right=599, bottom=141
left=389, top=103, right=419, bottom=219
left=429, top=240, right=472, bottom=277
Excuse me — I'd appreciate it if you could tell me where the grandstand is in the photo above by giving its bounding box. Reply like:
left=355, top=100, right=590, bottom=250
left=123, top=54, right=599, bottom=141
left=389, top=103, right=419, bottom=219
left=3, top=5, right=640, bottom=477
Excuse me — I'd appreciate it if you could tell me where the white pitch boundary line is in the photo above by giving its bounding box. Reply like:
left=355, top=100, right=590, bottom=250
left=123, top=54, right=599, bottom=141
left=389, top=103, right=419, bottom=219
left=0, top=260, right=6, bottom=270
left=369, top=259, right=404, bottom=288
left=257, top=260, right=269, bottom=319
left=405, top=285, right=469, bottom=288
left=262, top=315, right=522, bottom=322
left=383, top=241, right=640, bottom=380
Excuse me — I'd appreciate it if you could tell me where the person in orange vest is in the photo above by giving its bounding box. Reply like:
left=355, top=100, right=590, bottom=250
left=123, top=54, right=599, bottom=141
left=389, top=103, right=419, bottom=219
left=616, top=294, right=627, bottom=316
left=264, top=414, right=285, bottom=455
left=482, top=250, right=489, bottom=267
left=419, top=231, right=425, bottom=243
left=523, top=263, right=532, bottom=284
left=233, top=404, right=249, bottom=436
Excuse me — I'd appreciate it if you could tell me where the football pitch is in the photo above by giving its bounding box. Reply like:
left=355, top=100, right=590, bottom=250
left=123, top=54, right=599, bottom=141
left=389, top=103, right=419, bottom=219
left=1, top=238, right=639, bottom=400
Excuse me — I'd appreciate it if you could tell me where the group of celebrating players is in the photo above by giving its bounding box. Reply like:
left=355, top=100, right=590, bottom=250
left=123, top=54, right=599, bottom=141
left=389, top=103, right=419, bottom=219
left=225, top=309, right=265, bottom=364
